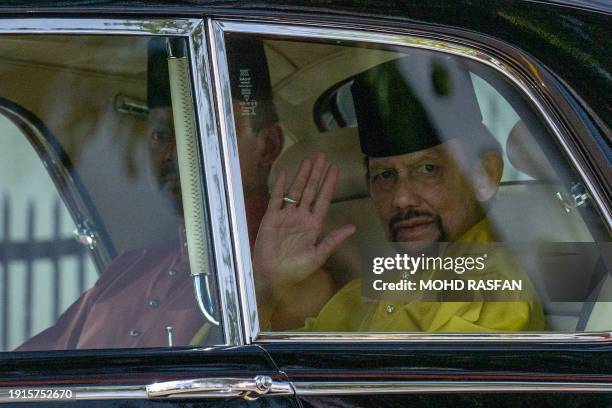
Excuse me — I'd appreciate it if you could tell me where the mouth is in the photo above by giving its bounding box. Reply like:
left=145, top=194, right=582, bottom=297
left=392, top=218, right=437, bottom=241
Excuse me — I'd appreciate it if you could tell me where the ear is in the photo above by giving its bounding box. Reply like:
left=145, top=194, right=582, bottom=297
left=474, top=151, right=503, bottom=202
left=256, top=123, right=284, bottom=167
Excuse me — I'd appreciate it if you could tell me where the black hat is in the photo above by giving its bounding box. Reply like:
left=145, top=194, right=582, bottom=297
left=147, top=37, right=172, bottom=109
left=225, top=35, right=274, bottom=119
left=351, top=55, right=486, bottom=158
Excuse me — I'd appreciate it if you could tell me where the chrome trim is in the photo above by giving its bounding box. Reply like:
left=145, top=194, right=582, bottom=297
left=0, top=18, right=200, bottom=36
left=209, top=19, right=258, bottom=343
left=190, top=20, right=244, bottom=345
left=210, top=20, right=612, bottom=343
left=293, top=380, right=612, bottom=395
left=193, top=274, right=220, bottom=326
left=257, top=331, right=612, bottom=343
left=0, top=104, right=112, bottom=272
left=146, top=375, right=292, bottom=400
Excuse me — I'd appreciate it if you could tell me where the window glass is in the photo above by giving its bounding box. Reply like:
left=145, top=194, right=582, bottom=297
left=1, top=35, right=221, bottom=351
left=225, top=34, right=610, bottom=334
left=0, top=114, right=98, bottom=351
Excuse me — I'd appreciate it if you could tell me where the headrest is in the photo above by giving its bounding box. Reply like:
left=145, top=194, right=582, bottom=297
left=506, top=120, right=557, bottom=181
left=268, top=127, right=368, bottom=201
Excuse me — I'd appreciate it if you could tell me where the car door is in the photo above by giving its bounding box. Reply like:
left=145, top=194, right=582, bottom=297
left=0, top=17, right=296, bottom=407
left=207, top=12, right=612, bottom=407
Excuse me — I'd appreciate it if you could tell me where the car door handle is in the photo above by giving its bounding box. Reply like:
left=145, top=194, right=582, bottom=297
left=146, top=375, right=293, bottom=400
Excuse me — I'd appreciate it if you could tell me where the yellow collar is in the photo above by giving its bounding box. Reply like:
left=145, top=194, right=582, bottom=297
left=455, top=218, right=495, bottom=244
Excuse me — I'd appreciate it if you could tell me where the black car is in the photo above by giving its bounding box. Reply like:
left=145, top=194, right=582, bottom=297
left=0, top=1, right=610, bottom=407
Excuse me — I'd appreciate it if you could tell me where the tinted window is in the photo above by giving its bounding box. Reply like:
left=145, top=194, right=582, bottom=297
left=224, top=34, right=610, bottom=334
left=1, top=35, right=221, bottom=351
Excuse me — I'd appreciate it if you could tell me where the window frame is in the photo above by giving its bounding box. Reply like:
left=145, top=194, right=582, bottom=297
left=0, top=17, right=244, bottom=348
left=208, top=18, right=612, bottom=345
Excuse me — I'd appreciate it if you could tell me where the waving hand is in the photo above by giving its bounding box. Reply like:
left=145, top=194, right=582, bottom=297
left=253, top=153, right=356, bottom=297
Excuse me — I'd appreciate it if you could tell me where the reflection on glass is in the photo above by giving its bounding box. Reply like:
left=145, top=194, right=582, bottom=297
left=227, top=35, right=610, bottom=334
left=1, top=35, right=220, bottom=351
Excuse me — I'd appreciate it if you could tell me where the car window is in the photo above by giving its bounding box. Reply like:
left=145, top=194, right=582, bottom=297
left=1, top=34, right=222, bottom=351
left=316, top=72, right=532, bottom=183
left=223, top=33, right=611, bottom=334
left=0, top=113, right=98, bottom=351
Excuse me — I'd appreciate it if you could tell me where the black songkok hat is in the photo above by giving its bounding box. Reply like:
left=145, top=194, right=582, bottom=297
left=147, top=37, right=172, bottom=109
left=351, top=55, right=486, bottom=158
left=225, top=35, right=274, bottom=115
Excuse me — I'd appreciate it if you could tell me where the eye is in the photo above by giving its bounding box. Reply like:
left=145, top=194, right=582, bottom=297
left=380, top=170, right=395, bottom=179
left=418, top=164, right=439, bottom=174
left=150, top=129, right=173, bottom=142
left=371, top=169, right=396, bottom=186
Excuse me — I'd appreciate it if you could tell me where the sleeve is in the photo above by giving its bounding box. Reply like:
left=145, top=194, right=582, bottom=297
left=14, top=288, right=95, bottom=351
left=14, top=250, right=145, bottom=351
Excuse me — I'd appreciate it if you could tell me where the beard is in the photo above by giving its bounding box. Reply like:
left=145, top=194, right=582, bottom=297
left=389, top=209, right=447, bottom=242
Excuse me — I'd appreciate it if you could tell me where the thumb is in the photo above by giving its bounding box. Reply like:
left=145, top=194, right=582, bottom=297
left=315, top=224, right=356, bottom=260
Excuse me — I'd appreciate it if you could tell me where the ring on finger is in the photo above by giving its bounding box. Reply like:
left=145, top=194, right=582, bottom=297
left=283, top=195, right=299, bottom=205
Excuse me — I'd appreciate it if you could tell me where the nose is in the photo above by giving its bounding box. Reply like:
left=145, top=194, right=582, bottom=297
left=391, top=177, right=422, bottom=209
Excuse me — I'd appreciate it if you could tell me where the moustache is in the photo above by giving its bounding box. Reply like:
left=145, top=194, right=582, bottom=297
left=389, top=209, right=445, bottom=242
left=389, top=209, right=436, bottom=230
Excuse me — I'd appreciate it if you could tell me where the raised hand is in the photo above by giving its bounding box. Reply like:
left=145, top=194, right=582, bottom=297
left=253, top=152, right=356, bottom=300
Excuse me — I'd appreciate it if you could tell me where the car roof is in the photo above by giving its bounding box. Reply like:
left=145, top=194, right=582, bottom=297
left=0, top=0, right=609, bottom=15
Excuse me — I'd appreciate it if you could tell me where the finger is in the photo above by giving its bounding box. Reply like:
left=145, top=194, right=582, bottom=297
left=315, top=224, right=356, bottom=260
left=268, top=169, right=287, bottom=211
left=313, top=164, right=338, bottom=218
left=286, top=159, right=312, bottom=205
left=299, top=152, right=327, bottom=209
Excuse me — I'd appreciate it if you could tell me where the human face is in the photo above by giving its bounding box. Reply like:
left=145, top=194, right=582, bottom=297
left=147, top=107, right=181, bottom=207
left=368, top=139, right=485, bottom=243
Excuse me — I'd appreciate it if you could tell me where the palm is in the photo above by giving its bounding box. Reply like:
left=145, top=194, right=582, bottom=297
left=257, top=205, right=324, bottom=278
left=253, top=153, right=355, bottom=292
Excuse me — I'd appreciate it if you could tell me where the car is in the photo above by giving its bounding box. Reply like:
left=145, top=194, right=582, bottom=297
left=0, top=1, right=610, bottom=407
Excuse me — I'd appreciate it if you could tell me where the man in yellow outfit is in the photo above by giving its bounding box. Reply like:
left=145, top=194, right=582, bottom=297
left=253, top=56, right=545, bottom=332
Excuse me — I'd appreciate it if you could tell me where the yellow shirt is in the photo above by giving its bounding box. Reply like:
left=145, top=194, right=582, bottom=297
left=300, top=219, right=545, bottom=332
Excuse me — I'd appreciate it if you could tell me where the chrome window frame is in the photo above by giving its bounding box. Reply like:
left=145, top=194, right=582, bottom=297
left=209, top=19, right=612, bottom=345
left=0, top=18, right=243, bottom=346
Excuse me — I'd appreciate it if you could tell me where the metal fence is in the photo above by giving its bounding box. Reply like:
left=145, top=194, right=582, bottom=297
left=0, top=195, right=91, bottom=351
